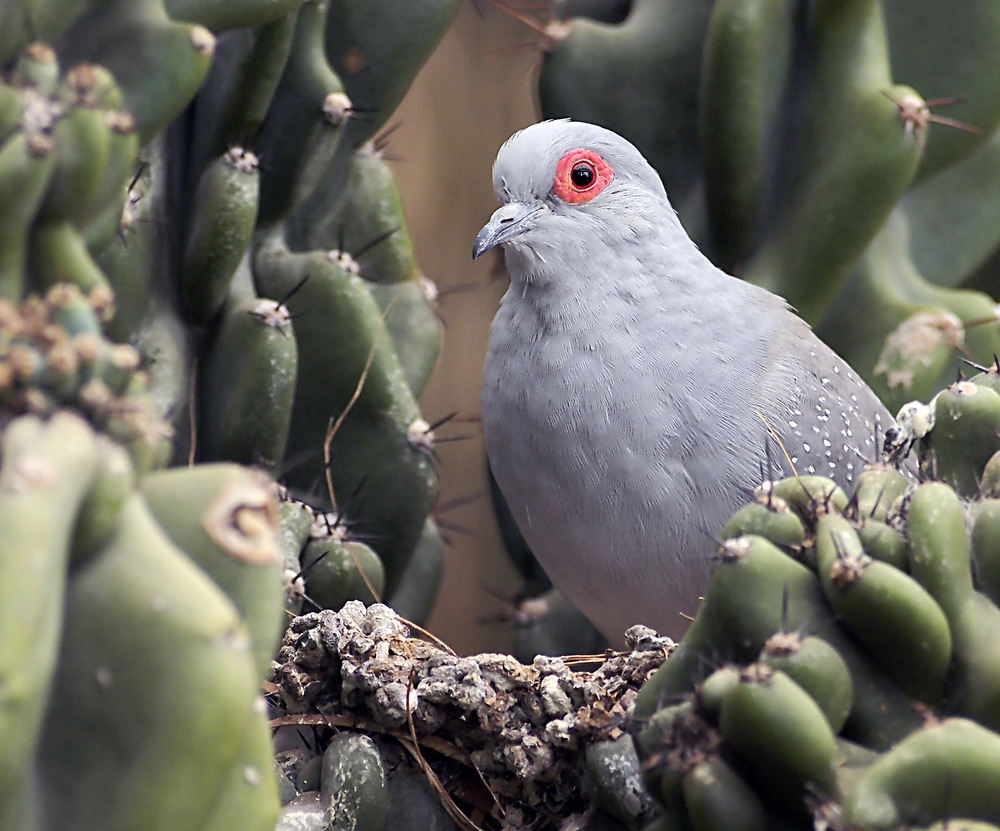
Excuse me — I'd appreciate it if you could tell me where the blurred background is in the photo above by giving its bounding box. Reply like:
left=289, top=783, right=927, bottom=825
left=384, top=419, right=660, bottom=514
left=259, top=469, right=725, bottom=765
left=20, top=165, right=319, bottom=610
left=383, top=3, right=541, bottom=655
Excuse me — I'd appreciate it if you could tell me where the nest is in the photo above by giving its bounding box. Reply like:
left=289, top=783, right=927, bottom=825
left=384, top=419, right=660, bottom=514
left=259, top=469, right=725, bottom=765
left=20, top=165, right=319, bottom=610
left=270, top=601, right=673, bottom=830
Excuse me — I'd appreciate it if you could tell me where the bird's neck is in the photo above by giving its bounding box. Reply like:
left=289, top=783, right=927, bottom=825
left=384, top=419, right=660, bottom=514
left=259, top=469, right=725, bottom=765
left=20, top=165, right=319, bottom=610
left=496, top=231, right=779, bottom=367
left=501, top=221, right=719, bottom=300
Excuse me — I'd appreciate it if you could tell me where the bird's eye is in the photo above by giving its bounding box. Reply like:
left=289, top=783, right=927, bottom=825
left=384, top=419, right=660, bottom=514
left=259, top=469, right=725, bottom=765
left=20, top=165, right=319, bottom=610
left=571, top=161, right=595, bottom=188
left=553, top=148, right=613, bottom=203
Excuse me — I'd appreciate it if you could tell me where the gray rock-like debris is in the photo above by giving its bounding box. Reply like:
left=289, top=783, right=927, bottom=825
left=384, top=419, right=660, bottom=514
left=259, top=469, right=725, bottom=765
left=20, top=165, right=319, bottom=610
left=272, top=602, right=672, bottom=828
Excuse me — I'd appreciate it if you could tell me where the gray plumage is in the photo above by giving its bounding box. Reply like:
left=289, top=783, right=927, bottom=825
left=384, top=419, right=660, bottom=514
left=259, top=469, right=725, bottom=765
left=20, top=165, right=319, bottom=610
left=476, top=120, right=896, bottom=643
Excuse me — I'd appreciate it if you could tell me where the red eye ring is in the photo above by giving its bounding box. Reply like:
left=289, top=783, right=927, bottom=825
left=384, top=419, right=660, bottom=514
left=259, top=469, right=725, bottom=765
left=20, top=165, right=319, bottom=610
left=553, top=148, right=614, bottom=204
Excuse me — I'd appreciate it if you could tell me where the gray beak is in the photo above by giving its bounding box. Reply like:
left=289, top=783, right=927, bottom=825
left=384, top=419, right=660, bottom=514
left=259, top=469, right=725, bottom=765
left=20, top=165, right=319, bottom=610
left=472, top=202, right=541, bottom=259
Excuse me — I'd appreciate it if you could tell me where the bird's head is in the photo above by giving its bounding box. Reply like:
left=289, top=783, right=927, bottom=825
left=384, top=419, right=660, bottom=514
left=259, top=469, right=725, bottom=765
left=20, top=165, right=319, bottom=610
left=473, top=120, right=675, bottom=271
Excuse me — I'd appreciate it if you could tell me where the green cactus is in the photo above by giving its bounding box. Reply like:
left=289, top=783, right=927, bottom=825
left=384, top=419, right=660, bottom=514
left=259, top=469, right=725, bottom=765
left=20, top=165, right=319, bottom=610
left=628, top=365, right=1000, bottom=828
left=843, top=718, right=1000, bottom=829
left=299, top=534, right=385, bottom=613
left=37, top=492, right=275, bottom=831
left=759, top=633, right=854, bottom=735
left=814, top=513, right=951, bottom=704
left=0, top=412, right=99, bottom=831
left=257, top=358, right=1000, bottom=831
left=717, top=664, right=839, bottom=810
left=139, top=463, right=286, bottom=678
left=180, top=147, right=261, bottom=325
left=319, top=733, right=388, bottom=831
left=0, top=1, right=456, bottom=826
left=919, top=381, right=1000, bottom=496
left=196, top=295, right=298, bottom=469
left=14, top=0, right=1000, bottom=827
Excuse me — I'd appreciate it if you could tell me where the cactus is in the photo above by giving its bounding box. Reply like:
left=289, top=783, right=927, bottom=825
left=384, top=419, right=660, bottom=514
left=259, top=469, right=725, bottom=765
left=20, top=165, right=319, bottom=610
left=11, top=0, right=1000, bottom=828
left=0, top=0, right=458, bottom=827
left=261, top=364, right=1000, bottom=831
left=626, top=366, right=1000, bottom=829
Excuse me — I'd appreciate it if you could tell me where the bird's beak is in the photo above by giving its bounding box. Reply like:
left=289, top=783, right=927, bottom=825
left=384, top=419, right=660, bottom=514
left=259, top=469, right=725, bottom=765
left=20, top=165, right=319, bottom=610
left=473, top=202, right=541, bottom=259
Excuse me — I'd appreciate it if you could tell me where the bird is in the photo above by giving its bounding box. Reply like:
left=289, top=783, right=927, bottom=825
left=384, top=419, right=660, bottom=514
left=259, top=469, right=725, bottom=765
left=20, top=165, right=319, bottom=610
left=474, top=119, right=903, bottom=645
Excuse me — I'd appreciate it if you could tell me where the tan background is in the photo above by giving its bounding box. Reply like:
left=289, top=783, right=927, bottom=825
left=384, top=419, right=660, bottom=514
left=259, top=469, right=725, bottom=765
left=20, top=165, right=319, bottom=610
left=388, top=4, right=543, bottom=655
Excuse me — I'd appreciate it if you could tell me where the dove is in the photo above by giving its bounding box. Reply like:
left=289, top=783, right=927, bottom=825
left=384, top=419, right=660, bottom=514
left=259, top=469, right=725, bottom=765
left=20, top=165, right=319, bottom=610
left=475, top=119, right=900, bottom=643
